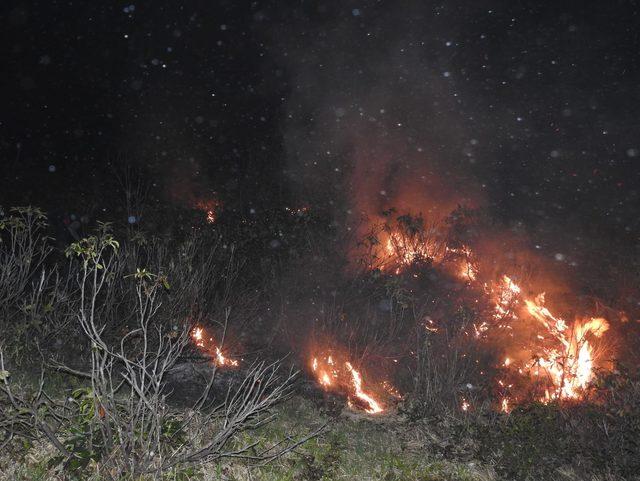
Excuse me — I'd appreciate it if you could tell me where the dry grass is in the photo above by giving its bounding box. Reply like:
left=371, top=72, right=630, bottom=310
left=2, top=396, right=496, bottom=481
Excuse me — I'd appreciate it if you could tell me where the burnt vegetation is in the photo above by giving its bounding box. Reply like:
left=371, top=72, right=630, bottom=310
left=1, top=203, right=639, bottom=481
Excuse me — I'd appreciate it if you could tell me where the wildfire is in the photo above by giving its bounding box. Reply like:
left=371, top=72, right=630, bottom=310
left=311, top=354, right=385, bottom=414
left=523, top=296, right=609, bottom=400
left=483, top=276, right=611, bottom=402
left=191, top=327, right=239, bottom=367
left=377, top=229, right=613, bottom=408
left=493, top=275, right=521, bottom=321
left=446, top=245, right=478, bottom=281
left=350, top=203, right=616, bottom=411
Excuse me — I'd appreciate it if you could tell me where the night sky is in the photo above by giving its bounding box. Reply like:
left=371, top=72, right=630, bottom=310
left=2, top=1, right=639, bottom=248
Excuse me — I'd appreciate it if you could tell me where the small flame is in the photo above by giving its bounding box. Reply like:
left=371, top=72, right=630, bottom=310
left=194, top=198, right=221, bottom=224
left=192, top=327, right=205, bottom=347
left=191, top=327, right=238, bottom=367
left=345, top=362, right=384, bottom=414
left=424, top=318, right=439, bottom=333
left=310, top=354, right=385, bottom=414
left=493, top=275, right=521, bottom=321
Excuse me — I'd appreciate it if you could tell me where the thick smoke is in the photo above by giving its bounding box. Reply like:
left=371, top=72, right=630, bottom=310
left=268, top=2, right=632, bottom=319
left=273, top=3, right=488, bottom=229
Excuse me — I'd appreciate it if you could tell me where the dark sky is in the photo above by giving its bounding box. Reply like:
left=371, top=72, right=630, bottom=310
left=2, top=1, right=639, bottom=245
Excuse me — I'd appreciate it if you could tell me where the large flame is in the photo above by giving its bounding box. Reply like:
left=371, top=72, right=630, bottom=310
left=487, top=278, right=610, bottom=405
left=523, top=296, right=609, bottom=400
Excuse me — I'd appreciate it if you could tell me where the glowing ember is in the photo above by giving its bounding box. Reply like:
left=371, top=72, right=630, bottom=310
left=424, top=318, right=439, bottom=333
left=285, top=206, right=310, bottom=216
left=195, top=198, right=221, bottom=224
left=311, top=354, right=385, bottom=414
left=192, top=327, right=205, bottom=347
left=382, top=381, right=403, bottom=400
left=191, top=327, right=238, bottom=367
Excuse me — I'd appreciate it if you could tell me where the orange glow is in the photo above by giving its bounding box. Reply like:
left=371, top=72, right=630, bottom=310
left=194, top=198, right=222, bottom=224
left=446, top=245, right=478, bottom=281
left=377, top=223, right=446, bottom=273
left=493, top=275, right=521, bottom=321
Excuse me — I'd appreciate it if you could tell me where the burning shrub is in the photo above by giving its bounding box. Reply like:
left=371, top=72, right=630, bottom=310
left=355, top=210, right=447, bottom=274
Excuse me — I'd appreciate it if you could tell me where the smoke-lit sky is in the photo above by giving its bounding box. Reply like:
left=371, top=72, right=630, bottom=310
left=2, top=1, right=639, bottom=245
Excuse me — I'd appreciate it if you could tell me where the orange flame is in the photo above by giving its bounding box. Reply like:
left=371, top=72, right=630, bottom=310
left=493, top=275, right=521, bottom=321
left=311, top=354, right=385, bottom=414
left=345, top=362, right=384, bottom=414
left=191, top=327, right=238, bottom=367
left=446, top=245, right=478, bottom=281
left=194, top=198, right=221, bottom=224
left=523, top=297, right=609, bottom=400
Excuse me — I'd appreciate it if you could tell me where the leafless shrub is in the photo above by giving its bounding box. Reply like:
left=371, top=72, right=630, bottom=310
left=0, top=207, right=51, bottom=308
left=112, top=156, right=150, bottom=228
left=0, top=228, right=321, bottom=479
left=0, top=207, right=80, bottom=360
